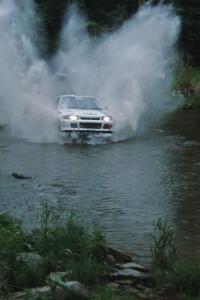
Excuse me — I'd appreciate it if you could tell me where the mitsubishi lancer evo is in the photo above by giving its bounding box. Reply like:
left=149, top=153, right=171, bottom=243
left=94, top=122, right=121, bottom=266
left=56, top=95, right=113, bottom=137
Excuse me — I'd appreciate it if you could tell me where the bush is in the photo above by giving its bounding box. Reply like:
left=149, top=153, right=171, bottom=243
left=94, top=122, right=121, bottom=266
left=173, top=59, right=200, bottom=98
left=169, top=262, right=200, bottom=298
left=0, top=214, right=26, bottom=286
left=93, top=286, right=116, bottom=300
left=67, top=254, right=107, bottom=285
left=31, top=205, right=108, bottom=281
left=0, top=205, right=109, bottom=292
left=93, top=286, right=137, bottom=300
left=150, top=218, right=177, bottom=273
left=15, top=263, right=46, bottom=288
left=150, top=219, right=200, bottom=298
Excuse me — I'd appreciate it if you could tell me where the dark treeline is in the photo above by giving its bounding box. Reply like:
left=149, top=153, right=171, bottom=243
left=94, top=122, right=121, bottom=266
left=172, top=0, right=200, bottom=65
left=35, top=0, right=200, bottom=65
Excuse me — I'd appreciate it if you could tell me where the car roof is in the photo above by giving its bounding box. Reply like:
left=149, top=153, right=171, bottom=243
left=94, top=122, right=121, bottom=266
left=60, top=95, right=95, bottom=99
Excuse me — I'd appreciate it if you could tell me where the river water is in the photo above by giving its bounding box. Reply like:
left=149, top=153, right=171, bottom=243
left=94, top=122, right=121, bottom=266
left=0, top=110, right=200, bottom=263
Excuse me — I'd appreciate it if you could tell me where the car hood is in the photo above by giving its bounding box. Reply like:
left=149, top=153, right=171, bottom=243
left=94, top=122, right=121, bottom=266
left=59, top=109, right=109, bottom=118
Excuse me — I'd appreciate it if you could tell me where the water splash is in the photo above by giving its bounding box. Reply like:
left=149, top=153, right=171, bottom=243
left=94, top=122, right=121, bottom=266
left=0, top=0, right=58, bottom=143
left=55, top=3, right=180, bottom=140
left=0, top=1, right=180, bottom=143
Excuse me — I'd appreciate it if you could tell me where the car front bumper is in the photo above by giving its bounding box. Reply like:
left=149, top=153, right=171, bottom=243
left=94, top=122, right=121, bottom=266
left=60, top=120, right=113, bottom=134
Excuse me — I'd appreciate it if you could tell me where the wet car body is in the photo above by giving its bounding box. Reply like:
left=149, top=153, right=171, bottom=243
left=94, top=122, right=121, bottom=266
left=57, top=95, right=113, bottom=137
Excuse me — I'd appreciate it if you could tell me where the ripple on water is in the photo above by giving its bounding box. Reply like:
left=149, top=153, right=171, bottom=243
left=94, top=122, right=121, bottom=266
left=1, top=111, right=200, bottom=262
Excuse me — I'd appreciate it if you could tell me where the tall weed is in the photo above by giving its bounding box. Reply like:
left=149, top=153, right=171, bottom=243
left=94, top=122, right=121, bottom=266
left=150, top=218, right=177, bottom=272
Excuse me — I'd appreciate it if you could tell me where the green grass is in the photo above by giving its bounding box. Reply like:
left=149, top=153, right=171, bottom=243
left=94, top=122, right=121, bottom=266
left=173, top=61, right=200, bottom=108
left=182, top=95, right=200, bottom=109
left=92, top=286, right=138, bottom=300
left=150, top=218, right=177, bottom=273
left=150, top=218, right=200, bottom=299
left=173, top=63, right=200, bottom=96
left=168, top=262, right=200, bottom=298
left=0, top=204, right=108, bottom=294
left=92, top=286, right=116, bottom=300
left=2, top=210, right=200, bottom=300
left=0, top=214, right=26, bottom=287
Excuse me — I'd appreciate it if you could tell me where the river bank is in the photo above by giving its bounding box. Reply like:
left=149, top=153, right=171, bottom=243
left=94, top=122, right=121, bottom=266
left=173, top=65, right=200, bottom=109
left=1, top=206, right=200, bottom=300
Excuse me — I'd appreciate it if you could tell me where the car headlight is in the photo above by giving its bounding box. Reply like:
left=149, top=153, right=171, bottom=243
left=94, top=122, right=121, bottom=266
left=102, top=116, right=112, bottom=122
left=69, top=115, right=79, bottom=121
left=63, top=115, right=79, bottom=121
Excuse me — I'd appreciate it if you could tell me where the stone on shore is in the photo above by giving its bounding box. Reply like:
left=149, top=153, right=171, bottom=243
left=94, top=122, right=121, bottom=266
left=106, top=246, right=133, bottom=262
left=9, top=286, right=51, bottom=300
left=111, top=268, right=152, bottom=281
left=53, top=281, right=89, bottom=300
left=117, top=262, right=150, bottom=272
left=105, top=254, right=116, bottom=264
left=17, top=252, right=43, bottom=266
left=9, top=282, right=89, bottom=300
left=47, top=271, right=69, bottom=285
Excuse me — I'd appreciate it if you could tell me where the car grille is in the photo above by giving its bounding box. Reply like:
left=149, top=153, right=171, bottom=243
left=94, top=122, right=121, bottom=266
left=80, top=123, right=102, bottom=129
left=80, top=117, right=100, bottom=120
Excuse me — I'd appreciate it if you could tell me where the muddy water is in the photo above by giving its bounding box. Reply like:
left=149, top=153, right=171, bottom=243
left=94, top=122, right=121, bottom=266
left=0, top=110, right=200, bottom=262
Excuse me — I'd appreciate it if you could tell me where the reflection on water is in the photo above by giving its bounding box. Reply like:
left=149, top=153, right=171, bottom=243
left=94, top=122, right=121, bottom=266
left=0, top=110, right=200, bottom=263
left=165, top=111, right=200, bottom=262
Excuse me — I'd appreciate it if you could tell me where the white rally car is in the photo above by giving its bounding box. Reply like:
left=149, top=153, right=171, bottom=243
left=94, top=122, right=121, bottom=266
left=56, top=95, right=113, bottom=136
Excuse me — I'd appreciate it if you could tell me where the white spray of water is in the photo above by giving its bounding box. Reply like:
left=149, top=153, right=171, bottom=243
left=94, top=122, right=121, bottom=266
left=0, top=0, right=58, bottom=142
left=0, top=1, right=180, bottom=142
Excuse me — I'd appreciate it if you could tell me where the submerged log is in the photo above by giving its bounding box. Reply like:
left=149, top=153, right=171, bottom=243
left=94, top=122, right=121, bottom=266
left=12, top=172, right=32, bottom=180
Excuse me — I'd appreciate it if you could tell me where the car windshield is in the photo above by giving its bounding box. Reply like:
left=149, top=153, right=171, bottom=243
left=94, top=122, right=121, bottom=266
left=60, top=96, right=102, bottom=110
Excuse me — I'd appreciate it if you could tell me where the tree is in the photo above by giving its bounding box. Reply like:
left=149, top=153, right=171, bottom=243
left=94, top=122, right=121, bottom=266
left=35, top=0, right=69, bottom=55
left=174, top=0, right=200, bottom=64
left=34, top=0, right=200, bottom=64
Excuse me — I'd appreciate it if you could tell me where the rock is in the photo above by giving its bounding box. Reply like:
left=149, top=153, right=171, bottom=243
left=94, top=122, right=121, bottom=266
left=53, top=281, right=89, bottom=300
left=135, top=283, right=146, bottom=290
left=10, top=286, right=51, bottom=300
left=116, top=279, right=134, bottom=286
left=48, top=271, right=69, bottom=281
left=52, top=287, right=68, bottom=300
left=30, top=286, right=51, bottom=299
left=111, top=268, right=152, bottom=281
left=17, top=252, right=43, bottom=266
left=47, top=271, right=69, bottom=288
left=8, top=291, right=26, bottom=299
left=127, top=288, right=149, bottom=299
left=136, top=292, right=149, bottom=299
left=126, top=287, right=140, bottom=296
left=106, top=254, right=116, bottom=264
left=106, top=246, right=133, bottom=263
left=12, top=172, right=32, bottom=180
left=117, top=262, right=150, bottom=273
left=106, top=282, right=120, bottom=291
left=0, top=280, right=7, bottom=290
left=8, top=283, right=89, bottom=300
left=126, top=287, right=154, bottom=299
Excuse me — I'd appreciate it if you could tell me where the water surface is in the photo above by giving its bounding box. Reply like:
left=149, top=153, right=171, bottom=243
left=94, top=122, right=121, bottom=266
left=1, top=110, right=200, bottom=262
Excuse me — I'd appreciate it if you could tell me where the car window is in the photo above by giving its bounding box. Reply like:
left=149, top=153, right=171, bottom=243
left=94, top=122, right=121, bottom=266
left=60, top=97, right=102, bottom=110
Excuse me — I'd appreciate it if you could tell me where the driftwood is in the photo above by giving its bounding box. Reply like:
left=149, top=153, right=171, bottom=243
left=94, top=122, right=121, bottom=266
left=12, top=172, right=32, bottom=180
